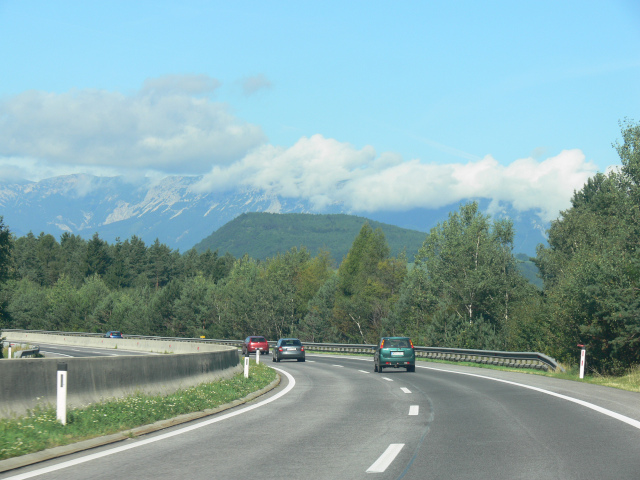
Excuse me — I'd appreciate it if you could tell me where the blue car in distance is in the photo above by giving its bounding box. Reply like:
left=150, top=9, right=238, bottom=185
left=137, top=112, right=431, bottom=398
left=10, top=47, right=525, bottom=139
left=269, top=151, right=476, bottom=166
left=104, top=331, right=123, bottom=339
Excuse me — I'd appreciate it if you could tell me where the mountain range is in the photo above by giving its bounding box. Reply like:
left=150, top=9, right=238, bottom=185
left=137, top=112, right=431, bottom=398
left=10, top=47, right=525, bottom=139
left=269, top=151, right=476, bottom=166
left=0, top=174, right=549, bottom=257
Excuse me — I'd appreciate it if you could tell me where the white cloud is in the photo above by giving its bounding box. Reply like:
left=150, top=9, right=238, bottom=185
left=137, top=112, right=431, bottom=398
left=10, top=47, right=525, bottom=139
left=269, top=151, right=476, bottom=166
left=195, top=135, right=597, bottom=221
left=0, top=80, right=598, bottom=222
left=0, top=75, right=266, bottom=178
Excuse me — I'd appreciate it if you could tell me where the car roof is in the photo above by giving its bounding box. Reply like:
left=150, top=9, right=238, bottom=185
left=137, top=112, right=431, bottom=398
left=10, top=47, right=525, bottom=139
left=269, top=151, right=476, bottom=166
left=381, top=336, right=410, bottom=339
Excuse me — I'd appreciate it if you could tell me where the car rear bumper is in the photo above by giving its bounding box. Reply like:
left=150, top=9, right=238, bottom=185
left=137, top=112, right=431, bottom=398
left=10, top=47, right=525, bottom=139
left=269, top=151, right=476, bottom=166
left=247, top=347, right=269, bottom=353
left=379, top=357, right=414, bottom=367
left=277, top=352, right=305, bottom=360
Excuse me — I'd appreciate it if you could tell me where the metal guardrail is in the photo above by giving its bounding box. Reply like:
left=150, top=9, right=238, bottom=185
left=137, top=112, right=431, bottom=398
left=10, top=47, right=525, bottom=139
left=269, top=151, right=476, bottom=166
left=13, top=346, right=40, bottom=358
left=1, top=340, right=41, bottom=358
left=1, top=329, right=562, bottom=372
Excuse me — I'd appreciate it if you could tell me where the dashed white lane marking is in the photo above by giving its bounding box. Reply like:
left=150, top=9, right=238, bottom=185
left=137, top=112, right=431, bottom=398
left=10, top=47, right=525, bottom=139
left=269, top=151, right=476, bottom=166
left=358, top=370, right=370, bottom=374
left=409, top=405, right=419, bottom=416
left=366, top=443, right=405, bottom=473
left=401, top=387, right=411, bottom=394
left=332, top=365, right=344, bottom=368
left=4, top=368, right=297, bottom=480
left=382, top=377, right=393, bottom=382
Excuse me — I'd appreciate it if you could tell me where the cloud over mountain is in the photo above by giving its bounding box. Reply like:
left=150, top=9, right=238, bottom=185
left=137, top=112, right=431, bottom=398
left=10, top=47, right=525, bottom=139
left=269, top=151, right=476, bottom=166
left=0, top=77, right=599, bottom=223
left=196, top=135, right=597, bottom=222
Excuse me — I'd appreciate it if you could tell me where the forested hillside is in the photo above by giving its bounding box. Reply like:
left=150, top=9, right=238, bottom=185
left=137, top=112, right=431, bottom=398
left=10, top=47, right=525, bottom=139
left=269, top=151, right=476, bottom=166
left=193, top=212, right=426, bottom=263
left=1, top=121, right=638, bottom=374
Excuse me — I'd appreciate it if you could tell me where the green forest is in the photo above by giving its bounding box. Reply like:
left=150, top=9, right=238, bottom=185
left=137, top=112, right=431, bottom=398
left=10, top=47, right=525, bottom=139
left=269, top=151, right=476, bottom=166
left=1, top=121, right=639, bottom=374
left=193, top=212, right=427, bottom=262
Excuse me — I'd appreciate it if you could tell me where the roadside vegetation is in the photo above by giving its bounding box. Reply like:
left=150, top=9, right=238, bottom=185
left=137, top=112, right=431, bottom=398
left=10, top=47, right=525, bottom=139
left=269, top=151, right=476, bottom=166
left=0, top=121, right=638, bottom=376
left=0, top=361, right=276, bottom=461
left=413, top=357, right=640, bottom=393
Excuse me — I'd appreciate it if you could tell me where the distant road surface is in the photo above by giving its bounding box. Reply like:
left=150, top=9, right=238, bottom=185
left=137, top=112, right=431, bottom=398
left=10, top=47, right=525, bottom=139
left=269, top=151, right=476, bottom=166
left=25, top=342, right=158, bottom=358
left=2, top=355, right=639, bottom=479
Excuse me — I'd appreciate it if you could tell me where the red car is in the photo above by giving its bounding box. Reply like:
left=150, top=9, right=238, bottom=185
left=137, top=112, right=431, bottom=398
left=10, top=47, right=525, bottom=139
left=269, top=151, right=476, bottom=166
left=242, top=336, right=269, bottom=355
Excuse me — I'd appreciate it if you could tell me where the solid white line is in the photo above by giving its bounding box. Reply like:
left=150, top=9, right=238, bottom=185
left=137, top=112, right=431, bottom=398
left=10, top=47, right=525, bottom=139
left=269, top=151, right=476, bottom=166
left=401, top=387, right=411, bottom=394
left=366, top=443, right=405, bottom=473
left=5, top=368, right=297, bottom=480
left=382, top=377, right=393, bottom=382
left=420, top=365, right=640, bottom=431
left=409, top=405, right=419, bottom=415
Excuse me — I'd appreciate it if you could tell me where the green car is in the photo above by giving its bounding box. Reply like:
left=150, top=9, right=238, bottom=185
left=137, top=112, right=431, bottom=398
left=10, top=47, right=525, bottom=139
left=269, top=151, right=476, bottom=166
left=374, top=337, right=416, bottom=372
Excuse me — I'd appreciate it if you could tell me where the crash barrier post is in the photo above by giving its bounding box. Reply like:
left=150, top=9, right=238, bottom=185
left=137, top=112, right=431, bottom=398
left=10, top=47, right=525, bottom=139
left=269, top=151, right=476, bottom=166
left=578, top=344, right=586, bottom=379
left=57, top=362, right=67, bottom=425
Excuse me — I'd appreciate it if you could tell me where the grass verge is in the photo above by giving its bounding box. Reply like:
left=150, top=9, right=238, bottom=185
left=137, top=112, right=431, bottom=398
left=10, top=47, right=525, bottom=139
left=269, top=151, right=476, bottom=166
left=417, top=357, right=640, bottom=393
left=0, top=360, right=276, bottom=461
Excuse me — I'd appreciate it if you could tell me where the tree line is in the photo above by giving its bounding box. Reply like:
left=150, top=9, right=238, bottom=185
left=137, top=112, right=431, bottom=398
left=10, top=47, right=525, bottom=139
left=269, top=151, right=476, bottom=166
left=1, top=121, right=638, bottom=374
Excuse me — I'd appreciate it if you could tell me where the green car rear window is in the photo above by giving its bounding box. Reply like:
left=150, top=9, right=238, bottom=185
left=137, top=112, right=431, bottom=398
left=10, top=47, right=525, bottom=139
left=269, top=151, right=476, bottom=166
left=384, top=339, right=410, bottom=348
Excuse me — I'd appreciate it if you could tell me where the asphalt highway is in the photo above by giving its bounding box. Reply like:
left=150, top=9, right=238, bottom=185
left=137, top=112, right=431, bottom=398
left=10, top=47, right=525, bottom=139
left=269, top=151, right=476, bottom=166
left=2, top=354, right=639, bottom=479
left=31, top=342, right=159, bottom=358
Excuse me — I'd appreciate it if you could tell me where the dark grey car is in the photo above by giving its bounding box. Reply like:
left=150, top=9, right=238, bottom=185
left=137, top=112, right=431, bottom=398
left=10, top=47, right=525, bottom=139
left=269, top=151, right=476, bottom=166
left=272, top=338, right=305, bottom=362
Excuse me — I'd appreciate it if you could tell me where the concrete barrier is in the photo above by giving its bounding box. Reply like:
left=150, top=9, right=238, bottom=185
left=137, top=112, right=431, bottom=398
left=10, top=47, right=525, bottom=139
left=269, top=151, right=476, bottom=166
left=4, top=332, right=230, bottom=355
left=0, top=334, right=240, bottom=418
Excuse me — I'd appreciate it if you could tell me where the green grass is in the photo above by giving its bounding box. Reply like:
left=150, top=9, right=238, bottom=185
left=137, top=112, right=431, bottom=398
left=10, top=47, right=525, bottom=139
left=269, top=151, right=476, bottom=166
left=0, top=361, right=276, bottom=460
left=549, top=364, right=640, bottom=393
left=415, top=357, right=640, bottom=392
left=2, top=345, right=25, bottom=359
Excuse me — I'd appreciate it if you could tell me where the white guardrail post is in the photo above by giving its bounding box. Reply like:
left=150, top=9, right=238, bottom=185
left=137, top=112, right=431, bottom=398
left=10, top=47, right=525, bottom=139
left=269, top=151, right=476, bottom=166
left=57, top=362, right=68, bottom=425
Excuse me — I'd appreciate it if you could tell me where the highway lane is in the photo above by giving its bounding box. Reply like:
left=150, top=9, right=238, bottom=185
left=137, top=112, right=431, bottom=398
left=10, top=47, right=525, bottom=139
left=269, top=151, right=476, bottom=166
left=6, top=341, right=160, bottom=358
left=2, top=355, right=639, bottom=479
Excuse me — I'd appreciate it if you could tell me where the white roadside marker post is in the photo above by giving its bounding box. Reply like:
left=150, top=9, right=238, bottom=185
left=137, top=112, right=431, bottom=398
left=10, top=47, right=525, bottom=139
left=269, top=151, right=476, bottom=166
left=256, top=348, right=261, bottom=365
left=57, top=362, right=68, bottom=425
left=578, top=344, right=586, bottom=379
left=244, top=352, right=250, bottom=378
left=7, top=345, right=11, bottom=359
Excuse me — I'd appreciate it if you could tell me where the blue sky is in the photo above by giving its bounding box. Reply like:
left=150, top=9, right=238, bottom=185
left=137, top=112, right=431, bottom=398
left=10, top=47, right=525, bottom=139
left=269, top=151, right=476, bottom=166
left=1, top=1, right=639, bottom=221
